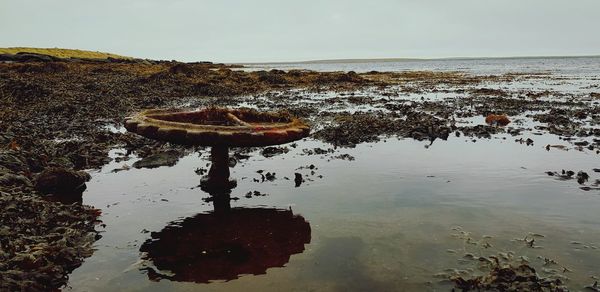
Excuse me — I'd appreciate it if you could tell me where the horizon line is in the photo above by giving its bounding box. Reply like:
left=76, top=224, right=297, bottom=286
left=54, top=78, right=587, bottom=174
left=236, top=54, right=600, bottom=65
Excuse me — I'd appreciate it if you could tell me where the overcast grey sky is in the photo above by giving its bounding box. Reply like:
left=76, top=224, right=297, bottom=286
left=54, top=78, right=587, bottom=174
left=1, top=0, right=599, bottom=62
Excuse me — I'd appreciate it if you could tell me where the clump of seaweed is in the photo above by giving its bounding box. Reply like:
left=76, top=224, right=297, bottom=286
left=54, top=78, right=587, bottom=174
left=314, top=112, right=402, bottom=146
left=0, top=191, right=101, bottom=291
left=440, top=228, right=570, bottom=292
left=450, top=261, right=567, bottom=291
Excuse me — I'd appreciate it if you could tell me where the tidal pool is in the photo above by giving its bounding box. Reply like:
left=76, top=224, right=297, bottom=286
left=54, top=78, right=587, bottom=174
left=65, top=132, right=600, bottom=291
left=66, top=58, right=600, bottom=291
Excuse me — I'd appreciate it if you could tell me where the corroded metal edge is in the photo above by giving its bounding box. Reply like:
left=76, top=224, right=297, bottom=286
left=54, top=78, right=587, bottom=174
left=124, top=108, right=310, bottom=146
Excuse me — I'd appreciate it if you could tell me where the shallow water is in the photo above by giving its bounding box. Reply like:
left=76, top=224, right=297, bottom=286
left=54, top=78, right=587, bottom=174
left=65, top=61, right=600, bottom=291
left=65, top=133, right=600, bottom=291
left=244, top=56, right=600, bottom=75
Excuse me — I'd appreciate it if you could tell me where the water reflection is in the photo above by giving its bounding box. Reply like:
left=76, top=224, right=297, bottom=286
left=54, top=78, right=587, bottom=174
left=139, top=206, right=311, bottom=283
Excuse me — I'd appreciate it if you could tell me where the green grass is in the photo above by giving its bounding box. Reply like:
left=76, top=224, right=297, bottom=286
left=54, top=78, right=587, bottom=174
left=0, top=47, right=132, bottom=60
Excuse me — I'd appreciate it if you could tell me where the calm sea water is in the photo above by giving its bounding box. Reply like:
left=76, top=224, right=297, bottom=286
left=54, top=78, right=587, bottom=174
left=66, top=58, right=600, bottom=291
left=244, top=56, right=600, bottom=75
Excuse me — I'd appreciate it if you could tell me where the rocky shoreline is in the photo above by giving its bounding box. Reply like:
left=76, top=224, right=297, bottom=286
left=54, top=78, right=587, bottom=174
left=1, top=55, right=599, bottom=290
left=0, top=55, right=379, bottom=291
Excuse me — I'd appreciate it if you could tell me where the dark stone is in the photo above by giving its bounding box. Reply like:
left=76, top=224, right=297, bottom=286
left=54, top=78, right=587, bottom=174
left=48, top=157, right=75, bottom=169
left=257, top=70, right=288, bottom=84
left=0, top=52, right=60, bottom=62
left=577, top=171, right=589, bottom=185
left=294, top=173, right=303, bottom=187
left=261, top=146, right=289, bottom=158
left=0, top=151, right=29, bottom=173
left=0, top=172, right=32, bottom=188
left=265, top=172, right=276, bottom=181
left=132, top=150, right=181, bottom=169
left=168, top=63, right=195, bottom=75
left=35, top=167, right=91, bottom=195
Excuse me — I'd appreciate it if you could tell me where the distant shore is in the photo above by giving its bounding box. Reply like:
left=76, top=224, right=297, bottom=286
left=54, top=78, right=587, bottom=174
left=240, top=54, right=600, bottom=65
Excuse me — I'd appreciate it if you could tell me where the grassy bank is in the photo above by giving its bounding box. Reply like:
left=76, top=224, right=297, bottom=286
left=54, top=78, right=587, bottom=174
left=0, top=47, right=131, bottom=59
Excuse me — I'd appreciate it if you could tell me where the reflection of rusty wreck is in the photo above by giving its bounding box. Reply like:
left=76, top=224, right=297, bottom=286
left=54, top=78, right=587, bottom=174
left=126, top=108, right=312, bottom=282
left=139, top=207, right=311, bottom=283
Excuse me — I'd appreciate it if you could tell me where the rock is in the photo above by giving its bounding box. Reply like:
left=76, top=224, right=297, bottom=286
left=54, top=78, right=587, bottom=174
left=526, top=138, right=534, bottom=146
left=34, top=167, right=91, bottom=195
left=0, top=52, right=60, bottom=62
left=261, top=146, right=289, bottom=158
left=0, top=151, right=29, bottom=173
left=168, top=63, right=195, bottom=76
left=485, top=114, right=511, bottom=126
left=132, top=150, right=181, bottom=169
left=515, top=138, right=534, bottom=146
left=0, top=190, right=100, bottom=291
left=585, top=281, right=599, bottom=291
left=0, top=172, right=32, bottom=188
left=460, top=125, right=500, bottom=139
left=472, top=88, right=508, bottom=97
left=265, top=172, right=276, bottom=181
left=294, top=173, right=303, bottom=187
left=256, top=70, right=288, bottom=84
left=244, top=190, right=268, bottom=198
left=577, top=171, right=589, bottom=185
left=228, top=157, right=237, bottom=168
left=333, top=154, right=355, bottom=161
left=48, top=157, right=75, bottom=169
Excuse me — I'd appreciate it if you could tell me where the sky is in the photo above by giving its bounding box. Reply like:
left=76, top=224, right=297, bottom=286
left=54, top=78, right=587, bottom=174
left=1, top=0, right=600, bottom=63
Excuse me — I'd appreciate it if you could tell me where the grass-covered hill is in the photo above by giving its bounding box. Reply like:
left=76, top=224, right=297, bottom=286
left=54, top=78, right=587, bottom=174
left=0, top=47, right=131, bottom=60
